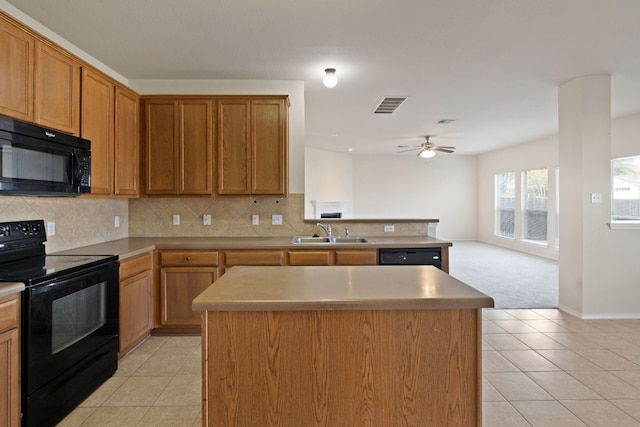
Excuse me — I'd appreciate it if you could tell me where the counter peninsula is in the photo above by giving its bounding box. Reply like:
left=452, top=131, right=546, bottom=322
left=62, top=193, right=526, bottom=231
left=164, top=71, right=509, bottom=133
left=193, top=265, right=494, bottom=427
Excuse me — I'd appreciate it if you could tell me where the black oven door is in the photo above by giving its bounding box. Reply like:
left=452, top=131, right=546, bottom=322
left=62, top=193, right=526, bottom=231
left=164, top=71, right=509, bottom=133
left=22, top=261, right=119, bottom=396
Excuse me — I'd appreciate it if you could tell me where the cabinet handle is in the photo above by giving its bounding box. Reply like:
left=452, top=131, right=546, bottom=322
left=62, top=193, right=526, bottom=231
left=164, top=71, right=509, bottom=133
left=186, top=256, right=191, bottom=261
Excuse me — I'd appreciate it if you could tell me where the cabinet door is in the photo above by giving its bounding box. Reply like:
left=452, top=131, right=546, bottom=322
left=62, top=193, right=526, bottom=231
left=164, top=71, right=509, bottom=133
left=288, top=250, right=332, bottom=266
left=160, top=267, right=217, bottom=326
left=145, top=100, right=178, bottom=194
left=217, top=98, right=251, bottom=194
left=0, top=328, right=20, bottom=427
left=0, top=16, right=34, bottom=121
left=119, top=270, right=152, bottom=356
left=334, top=250, right=378, bottom=265
left=34, top=41, right=80, bottom=135
left=223, top=250, right=284, bottom=266
left=251, top=98, right=288, bottom=195
left=82, top=68, right=115, bottom=195
left=115, top=86, right=140, bottom=196
left=179, top=99, right=214, bottom=194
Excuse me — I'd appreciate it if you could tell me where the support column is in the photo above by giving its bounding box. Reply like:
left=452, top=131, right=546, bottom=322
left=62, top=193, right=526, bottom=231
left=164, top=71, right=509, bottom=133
left=558, top=75, right=611, bottom=316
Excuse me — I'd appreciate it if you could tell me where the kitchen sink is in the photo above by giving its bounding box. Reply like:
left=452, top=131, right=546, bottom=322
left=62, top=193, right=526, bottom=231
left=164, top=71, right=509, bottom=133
left=291, top=236, right=331, bottom=243
left=328, top=237, right=368, bottom=243
left=291, top=236, right=368, bottom=244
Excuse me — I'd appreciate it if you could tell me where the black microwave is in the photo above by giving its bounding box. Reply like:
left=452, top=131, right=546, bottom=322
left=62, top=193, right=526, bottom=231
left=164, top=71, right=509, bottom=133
left=0, top=114, right=91, bottom=196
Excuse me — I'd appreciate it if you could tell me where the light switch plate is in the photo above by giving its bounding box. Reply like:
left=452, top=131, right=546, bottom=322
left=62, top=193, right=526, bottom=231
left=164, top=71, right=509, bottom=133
left=203, top=214, right=211, bottom=225
left=384, top=224, right=395, bottom=232
left=272, top=214, right=283, bottom=225
left=172, top=214, right=180, bottom=225
left=591, top=193, right=602, bottom=204
left=252, top=214, right=259, bottom=225
left=114, top=216, right=120, bottom=228
left=47, top=221, right=55, bottom=236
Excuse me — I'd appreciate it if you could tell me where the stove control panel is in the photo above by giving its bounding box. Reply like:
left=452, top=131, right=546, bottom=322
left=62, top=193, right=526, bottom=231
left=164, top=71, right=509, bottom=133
left=0, top=220, right=46, bottom=243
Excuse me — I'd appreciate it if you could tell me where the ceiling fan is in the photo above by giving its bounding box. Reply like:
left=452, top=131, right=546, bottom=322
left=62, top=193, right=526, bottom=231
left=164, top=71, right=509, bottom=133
left=397, top=136, right=456, bottom=158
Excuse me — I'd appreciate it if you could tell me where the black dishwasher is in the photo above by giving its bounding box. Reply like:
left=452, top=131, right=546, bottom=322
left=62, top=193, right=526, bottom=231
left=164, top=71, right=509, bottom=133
left=379, top=248, right=442, bottom=270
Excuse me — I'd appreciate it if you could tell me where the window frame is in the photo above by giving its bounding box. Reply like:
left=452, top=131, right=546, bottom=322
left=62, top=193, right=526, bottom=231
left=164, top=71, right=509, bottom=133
left=494, top=172, right=516, bottom=239
left=609, top=154, right=640, bottom=229
left=521, top=167, right=549, bottom=245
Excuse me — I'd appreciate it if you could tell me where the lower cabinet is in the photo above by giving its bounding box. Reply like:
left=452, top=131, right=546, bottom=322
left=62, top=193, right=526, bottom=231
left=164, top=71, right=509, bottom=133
left=287, top=249, right=378, bottom=266
left=0, top=293, right=20, bottom=427
left=159, top=251, right=219, bottom=333
left=119, top=252, right=153, bottom=357
left=220, top=250, right=284, bottom=275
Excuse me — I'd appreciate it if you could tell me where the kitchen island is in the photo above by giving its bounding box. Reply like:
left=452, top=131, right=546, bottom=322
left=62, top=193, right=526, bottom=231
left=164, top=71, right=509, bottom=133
left=193, top=265, right=494, bottom=427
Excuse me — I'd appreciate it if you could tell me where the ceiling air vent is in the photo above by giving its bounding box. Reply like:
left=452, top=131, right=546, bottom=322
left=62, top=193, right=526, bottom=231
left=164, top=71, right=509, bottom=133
left=373, top=97, right=407, bottom=114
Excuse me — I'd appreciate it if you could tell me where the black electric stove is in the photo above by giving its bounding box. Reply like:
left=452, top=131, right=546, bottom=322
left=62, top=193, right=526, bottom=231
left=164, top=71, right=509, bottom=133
left=0, top=219, right=120, bottom=427
left=0, top=220, right=117, bottom=285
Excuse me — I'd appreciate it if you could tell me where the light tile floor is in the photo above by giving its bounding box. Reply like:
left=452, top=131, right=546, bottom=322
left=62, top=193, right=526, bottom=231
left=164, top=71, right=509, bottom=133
left=59, top=309, right=640, bottom=426
left=58, top=336, right=202, bottom=427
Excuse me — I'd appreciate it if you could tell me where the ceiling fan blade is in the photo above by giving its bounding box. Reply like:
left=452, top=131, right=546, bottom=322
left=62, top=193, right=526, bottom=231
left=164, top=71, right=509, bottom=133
left=433, top=145, right=456, bottom=150
left=431, top=147, right=455, bottom=153
left=397, top=148, right=420, bottom=153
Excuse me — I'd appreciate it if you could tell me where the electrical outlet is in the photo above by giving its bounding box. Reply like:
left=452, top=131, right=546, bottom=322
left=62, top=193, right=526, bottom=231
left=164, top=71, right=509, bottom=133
left=384, top=224, right=395, bottom=232
left=272, top=214, right=283, bottom=225
left=172, top=214, right=180, bottom=225
left=47, top=221, right=55, bottom=236
left=114, top=215, right=120, bottom=228
left=203, top=214, right=211, bottom=226
left=252, top=214, right=259, bottom=225
left=591, top=193, right=602, bottom=204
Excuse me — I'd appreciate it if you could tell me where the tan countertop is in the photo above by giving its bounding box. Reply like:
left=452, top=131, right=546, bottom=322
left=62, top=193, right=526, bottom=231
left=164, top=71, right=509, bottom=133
left=55, top=236, right=452, bottom=260
left=192, top=265, right=494, bottom=311
left=0, top=282, right=25, bottom=299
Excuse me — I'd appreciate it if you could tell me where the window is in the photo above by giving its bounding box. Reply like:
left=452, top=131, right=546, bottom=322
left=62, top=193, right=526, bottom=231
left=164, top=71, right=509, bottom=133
left=522, top=168, right=548, bottom=243
left=495, top=172, right=515, bottom=238
left=611, top=155, right=640, bottom=221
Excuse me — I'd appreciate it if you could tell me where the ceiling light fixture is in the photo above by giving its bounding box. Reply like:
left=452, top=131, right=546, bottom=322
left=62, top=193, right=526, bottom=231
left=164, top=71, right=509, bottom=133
left=419, top=149, right=436, bottom=159
left=323, top=68, right=337, bottom=88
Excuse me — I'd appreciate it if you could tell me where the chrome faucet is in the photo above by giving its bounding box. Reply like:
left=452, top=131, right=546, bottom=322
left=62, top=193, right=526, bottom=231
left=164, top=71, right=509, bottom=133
left=316, top=223, right=332, bottom=236
left=344, top=226, right=350, bottom=237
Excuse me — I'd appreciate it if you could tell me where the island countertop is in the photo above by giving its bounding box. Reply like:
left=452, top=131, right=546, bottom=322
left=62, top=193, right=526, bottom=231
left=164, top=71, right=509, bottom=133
left=192, top=265, right=494, bottom=311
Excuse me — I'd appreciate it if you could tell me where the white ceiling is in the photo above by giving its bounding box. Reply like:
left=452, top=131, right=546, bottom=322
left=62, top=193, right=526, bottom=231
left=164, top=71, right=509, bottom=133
left=6, top=0, right=640, bottom=155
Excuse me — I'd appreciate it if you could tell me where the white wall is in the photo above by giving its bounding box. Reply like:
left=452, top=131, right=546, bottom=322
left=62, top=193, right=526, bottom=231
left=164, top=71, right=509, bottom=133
left=352, top=154, right=478, bottom=240
left=477, top=135, right=559, bottom=259
left=478, top=111, right=640, bottom=318
left=304, top=147, right=353, bottom=218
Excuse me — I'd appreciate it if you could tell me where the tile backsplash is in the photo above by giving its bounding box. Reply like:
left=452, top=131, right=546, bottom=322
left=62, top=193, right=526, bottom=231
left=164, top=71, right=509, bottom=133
left=129, top=194, right=435, bottom=238
left=0, top=193, right=435, bottom=253
left=129, top=194, right=311, bottom=237
left=0, top=196, right=128, bottom=253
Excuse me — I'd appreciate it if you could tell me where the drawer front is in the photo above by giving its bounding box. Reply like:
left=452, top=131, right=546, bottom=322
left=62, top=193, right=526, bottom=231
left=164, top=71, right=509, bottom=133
left=161, top=251, right=219, bottom=266
left=334, top=250, right=378, bottom=265
left=120, top=252, right=153, bottom=279
left=223, top=250, right=283, bottom=266
left=287, top=251, right=331, bottom=266
left=0, top=293, right=20, bottom=333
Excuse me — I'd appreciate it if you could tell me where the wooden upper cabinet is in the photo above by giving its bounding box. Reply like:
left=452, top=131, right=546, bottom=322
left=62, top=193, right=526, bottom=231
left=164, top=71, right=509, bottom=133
left=114, top=86, right=140, bottom=196
left=179, top=99, right=214, bottom=194
left=218, top=96, right=289, bottom=196
left=82, top=68, right=115, bottom=195
left=252, top=97, right=288, bottom=195
left=82, top=71, right=140, bottom=197
left=144, top=97, right=214, bottom=195
left=145, top=99, right=179, bottom=194
left=217, top=98, right=251, bottom=194
left=0, top=15, right=34, bottom=121
left=34, top=41, right=80, bottom=135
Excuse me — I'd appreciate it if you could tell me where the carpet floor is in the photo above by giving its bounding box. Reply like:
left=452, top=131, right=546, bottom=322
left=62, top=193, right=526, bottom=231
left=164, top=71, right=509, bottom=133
left=448, top=240, right=558, bottom=309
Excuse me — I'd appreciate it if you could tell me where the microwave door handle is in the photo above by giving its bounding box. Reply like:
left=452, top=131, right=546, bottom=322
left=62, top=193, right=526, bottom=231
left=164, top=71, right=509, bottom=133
left=69, top=150, right=79, bottom=187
